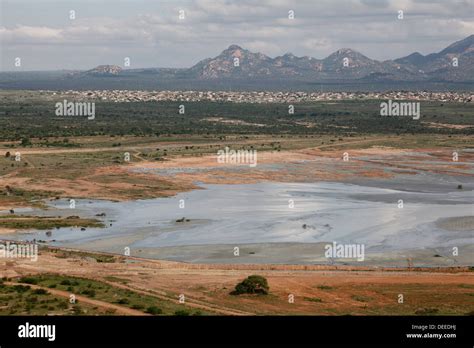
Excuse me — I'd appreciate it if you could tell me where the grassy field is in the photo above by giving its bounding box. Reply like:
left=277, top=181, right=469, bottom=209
left=0, top=215, right=103, bottom=230
left=0, top=279, right=104, bottom=315
left=6, top=274, right=208, bottom=316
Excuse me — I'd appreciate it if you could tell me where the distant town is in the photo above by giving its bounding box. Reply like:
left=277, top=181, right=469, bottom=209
left=53, top=90, right=473, bottom=104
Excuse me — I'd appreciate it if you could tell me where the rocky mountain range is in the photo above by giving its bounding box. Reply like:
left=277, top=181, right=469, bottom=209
left=79, top=35, right=473, bottom=83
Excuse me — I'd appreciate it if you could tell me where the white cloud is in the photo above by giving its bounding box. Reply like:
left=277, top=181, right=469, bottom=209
left=0, top=26, right=63, bottom=43
left=244, top=41, right=281, bottom=55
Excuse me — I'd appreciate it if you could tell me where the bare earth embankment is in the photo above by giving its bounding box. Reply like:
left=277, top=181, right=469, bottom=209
left=1, top=248, right=473, bottom=316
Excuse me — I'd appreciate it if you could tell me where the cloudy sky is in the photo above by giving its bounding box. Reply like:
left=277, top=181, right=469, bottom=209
left=1, top=0, right=473, bottom=71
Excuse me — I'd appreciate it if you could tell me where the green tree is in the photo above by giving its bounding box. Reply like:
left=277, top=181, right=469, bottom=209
left=20, top=137, right=32, bottom=146
left=231, top=275, right=269, bottom=295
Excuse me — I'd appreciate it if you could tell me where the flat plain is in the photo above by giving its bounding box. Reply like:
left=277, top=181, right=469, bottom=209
left=0, top=90, right=473, bottom=315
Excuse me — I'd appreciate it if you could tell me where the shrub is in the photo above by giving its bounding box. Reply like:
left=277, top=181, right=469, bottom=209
left=415, top=308, right=439, bottom=315
left=20, top=137, right=31, bottom=146
left=174, top=310, right=190, bottom=316
left=13, top=285, right=30, bottom=293
left=32, top=289, right=48, bottom=295
left=146, top=306, right=162, bottom=315
left=72, top=306, right=83, bottom=315
left=81, top=289, right=96, bottom=297
left=351, top=295, right=373, bottom=303
left=19, top=277, right=39, bottom=285
left=304, top=297, right=322, bottom=303
left=231, top=275, right=269, bottom=295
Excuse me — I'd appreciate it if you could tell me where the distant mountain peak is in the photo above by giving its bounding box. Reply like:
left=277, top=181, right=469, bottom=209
left=337, top=48, right=355, bottom=54
left=439, top=35, right=474, bottom=55
left=85, top=65, right=123, bottom=76
left=393, top=35, right=474, bottom=79
left=224, top=44, right=245, bottom=54
left=407, top=52, right=424, bottom=58
left=227, top=44, right=243, bottom=50
left=327, top=48, right=363, bottom=58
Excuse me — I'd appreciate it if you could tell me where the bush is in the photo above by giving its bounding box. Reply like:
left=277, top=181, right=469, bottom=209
left=72, top=305, right=83, bottom=315
left=146, top=306, right=162, bottom=315
left=20, top=137, right=32, bottom=146
left=231, top=275, right=269, bottom=295
left=174, top=310, right=190, bottom=316
left=415, top=307, right=439, bottom=315
left=32, top=289, right=48, bottom=295
left=57, top=301, right=68, bottom=309
left=13, top=285, right=30, bottom=293
left=19, top=277, right=38, bottom=285
left=81, top=289, right=96, bottom=297
left=304, top=297, right=322, bottom=303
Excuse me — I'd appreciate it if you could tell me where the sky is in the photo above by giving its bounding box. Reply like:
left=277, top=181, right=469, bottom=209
left=1, top=0, right=473, bottom=71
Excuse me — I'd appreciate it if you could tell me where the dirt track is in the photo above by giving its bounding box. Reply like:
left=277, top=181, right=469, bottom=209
left=4, top=281, right=147, bottom=315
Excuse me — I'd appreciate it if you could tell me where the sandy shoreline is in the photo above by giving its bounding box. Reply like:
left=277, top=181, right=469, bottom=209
left=59, top=241, right=474, bottom=267
left=0, top=227, right=16, bottom=235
